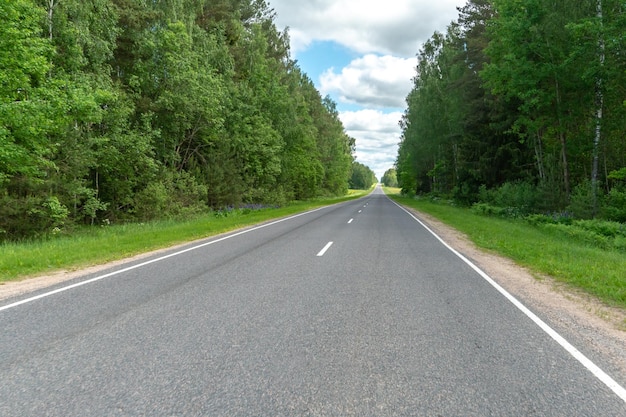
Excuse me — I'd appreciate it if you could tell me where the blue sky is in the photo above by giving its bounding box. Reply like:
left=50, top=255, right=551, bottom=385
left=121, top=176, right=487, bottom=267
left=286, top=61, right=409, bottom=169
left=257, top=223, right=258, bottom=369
left=270, top=0, right=467, bottom=179
left=296, top=42, right=363, bottom=113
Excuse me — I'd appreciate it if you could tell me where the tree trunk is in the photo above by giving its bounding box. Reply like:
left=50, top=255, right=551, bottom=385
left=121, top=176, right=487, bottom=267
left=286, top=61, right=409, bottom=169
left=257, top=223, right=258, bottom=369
left=591, top=0, right=604, bottom=218
left=534, top=132, right=546, bottom=182
left=553, top=75, right=570, bottom=199
left=47, top=0, right=56, bottom=41
left=560, top=131, right=570, bottom=198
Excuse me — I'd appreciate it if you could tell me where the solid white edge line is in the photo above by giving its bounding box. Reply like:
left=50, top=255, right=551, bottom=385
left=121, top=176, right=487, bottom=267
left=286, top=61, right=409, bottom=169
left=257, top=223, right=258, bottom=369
left=389, top=198, right=626, bottom=404
left=0, top=205, right=333, bottom=313
left=317, top=241, right=334, bottom=257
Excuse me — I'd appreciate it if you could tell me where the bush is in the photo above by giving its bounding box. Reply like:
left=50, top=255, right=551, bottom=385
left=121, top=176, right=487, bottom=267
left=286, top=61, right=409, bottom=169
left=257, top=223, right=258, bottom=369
left=526, top=212, right=574, bottom=225
left=567, top=181, right=596, bottom=220
left=602, top=188, right=626, bottom=223
left=542, top=223, right=611, bottom=249
left=452, top=182, right=479, bottom=206
left=0, top=195, right=70, bottom=241
left=133, top=171, right=208, bottom=221
left=574, top=219, right=626, bottom=239
left=528, top=216, right=626, bottom=252
left=133, top=182, right=170, bottom=221
left=471, top=202, right=525, bottom=218
left=499, top=181, right=539, bottom=212
left=477, top=181, right=539, bottom=216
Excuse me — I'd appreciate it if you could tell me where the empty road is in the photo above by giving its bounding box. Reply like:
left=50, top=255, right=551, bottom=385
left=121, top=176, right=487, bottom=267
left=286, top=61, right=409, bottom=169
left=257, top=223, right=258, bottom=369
left=1, top=187, right=625, bottom=416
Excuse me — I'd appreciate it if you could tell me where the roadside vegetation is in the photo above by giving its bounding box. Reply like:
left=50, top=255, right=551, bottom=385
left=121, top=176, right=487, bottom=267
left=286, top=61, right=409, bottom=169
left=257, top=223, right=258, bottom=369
left=1, top=0, right=358, bottom=243
left=384, top=187, right=626, bottom=310
left=396, top=0, right=626, bottom=222
left=0, top=191, right=371, bottom=282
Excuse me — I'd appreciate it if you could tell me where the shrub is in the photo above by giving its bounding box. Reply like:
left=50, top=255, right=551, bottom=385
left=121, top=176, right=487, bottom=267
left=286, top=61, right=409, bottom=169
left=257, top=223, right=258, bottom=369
left=0, top=195, right=73, bottom=241
left=541, top=223, right=611, bottom=249
left=132, top=171, right=208, bottom=221
left=531, top=217, right=626, bottom=252
left=477, top=181, right=539, bottom=216
left=471, top=202, right=525, bottom=218
left=602, top=188, right=626, bottom=223
left=567, top=181, right=596, bottom=220
left=574, top=219, right=626, bottom=238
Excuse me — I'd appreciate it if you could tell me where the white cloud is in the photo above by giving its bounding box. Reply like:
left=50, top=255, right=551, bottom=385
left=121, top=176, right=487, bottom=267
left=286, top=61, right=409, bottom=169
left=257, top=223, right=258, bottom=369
left=268, top=0, right=465, bottom=174
left=340, top=110, right=403, bottom=178
left=271, top=0, right=466, bottom=57
left=320, top=55, right=415, bottom=109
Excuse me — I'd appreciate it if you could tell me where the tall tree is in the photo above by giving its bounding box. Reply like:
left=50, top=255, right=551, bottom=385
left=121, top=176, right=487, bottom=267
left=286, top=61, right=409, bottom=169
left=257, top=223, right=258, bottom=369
left=0, top=0, right=356, bottom=239
left=0, top=0, right=54, bottom=186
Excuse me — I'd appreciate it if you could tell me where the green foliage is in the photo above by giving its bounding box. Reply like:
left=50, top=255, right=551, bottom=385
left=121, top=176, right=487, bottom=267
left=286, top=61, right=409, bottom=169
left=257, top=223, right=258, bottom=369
left=567, top=180, right=597, bottom=220
left=529, top=218, right=626, bottom=252
left=396, top=0, right=626, bottom=223
left=471, top=203, right=526, bottom=219
left=478, top=181, right=539, bottom=215
left=0, top=194, right=69, bottom=241
left=608, top=168, right=626, bottom=181
left=603, top=188, right=626, bottom=223
left=0, top=0, right=354, bottom=240
left=349, top=162, right=376, bottom=190
left=42, top=196, right=70, bottom=228
left=473, top=189, right=626, bottom=251
left=0, top=0, right=55, bottom=184
left=381, top=168, right=398, bottom=187
left=133, top=171, right=208, bottom=221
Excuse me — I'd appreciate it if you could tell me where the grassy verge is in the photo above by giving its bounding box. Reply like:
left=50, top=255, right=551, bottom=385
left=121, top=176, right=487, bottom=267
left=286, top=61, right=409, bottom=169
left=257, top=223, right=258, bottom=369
left=384, top=188, right=626, bottom=310
left=0, top=191, right=371, bottom=282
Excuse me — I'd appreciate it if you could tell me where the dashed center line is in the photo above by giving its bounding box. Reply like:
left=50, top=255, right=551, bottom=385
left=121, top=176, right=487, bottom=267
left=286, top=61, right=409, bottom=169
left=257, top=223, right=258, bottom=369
left=316, top=241, right=334, bottom=257
left=348, top=218, right=354, bottom=224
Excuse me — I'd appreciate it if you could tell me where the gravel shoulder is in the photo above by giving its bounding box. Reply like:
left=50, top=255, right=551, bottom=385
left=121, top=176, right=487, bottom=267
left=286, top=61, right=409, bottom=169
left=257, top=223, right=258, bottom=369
left=2, top=207, right=625, bottom=379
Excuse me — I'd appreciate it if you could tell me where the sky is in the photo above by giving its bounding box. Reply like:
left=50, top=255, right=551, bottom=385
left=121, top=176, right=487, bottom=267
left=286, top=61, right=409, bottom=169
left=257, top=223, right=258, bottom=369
left=269, top=0, right=468, bottom=180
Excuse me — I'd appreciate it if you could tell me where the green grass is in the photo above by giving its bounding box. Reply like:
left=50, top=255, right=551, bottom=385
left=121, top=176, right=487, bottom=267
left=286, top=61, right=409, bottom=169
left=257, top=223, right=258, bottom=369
left=0, top=191, right=371, bottom=282
left=385, top=190, right=626, bottom=310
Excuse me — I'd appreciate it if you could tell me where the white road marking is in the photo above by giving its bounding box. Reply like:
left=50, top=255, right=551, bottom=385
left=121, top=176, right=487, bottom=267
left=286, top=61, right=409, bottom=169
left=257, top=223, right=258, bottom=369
left=358, top=210, right=362, bottom=213
left=390, top=198, right=626, bottom=404
left=317, top=241, right=334, bottom=257
left=348, top=219, right=354, bottom=224
left=0, top=205, right=333, bottom=313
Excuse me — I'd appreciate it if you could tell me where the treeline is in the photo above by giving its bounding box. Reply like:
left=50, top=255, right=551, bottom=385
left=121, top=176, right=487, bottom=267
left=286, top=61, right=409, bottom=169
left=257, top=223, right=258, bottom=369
left=381, top=168, right=398, bottom=188
left=397, top=0, right=626, bottom=221
left=349, top=162, right=376, bottom=190
left=0, top=0, right=355, bottom=240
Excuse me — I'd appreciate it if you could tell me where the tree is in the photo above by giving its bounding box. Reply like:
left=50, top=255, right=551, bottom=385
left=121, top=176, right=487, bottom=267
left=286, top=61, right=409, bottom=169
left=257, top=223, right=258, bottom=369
left=0, top=0, right=357, bottom=240
left=397, top=0, right=626, bottom=219
left=0, top=0, right=64, bottom=237
left=349, top=162, right=376, bottom=190
left=0, top=0, right=54, bottom=186
left=483, top=0, right=603, bottom=207
left=381, top=168, right=398, bottom=187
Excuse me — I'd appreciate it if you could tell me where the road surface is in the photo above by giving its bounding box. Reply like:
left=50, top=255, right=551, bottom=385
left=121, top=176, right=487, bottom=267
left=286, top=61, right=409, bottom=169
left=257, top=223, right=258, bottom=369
left=1, top=186, right=625, bottom=415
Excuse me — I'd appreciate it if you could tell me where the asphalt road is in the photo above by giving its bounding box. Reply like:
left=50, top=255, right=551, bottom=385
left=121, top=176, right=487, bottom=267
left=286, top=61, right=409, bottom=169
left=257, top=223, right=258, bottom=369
left=1, top=186, right=625, bottom=416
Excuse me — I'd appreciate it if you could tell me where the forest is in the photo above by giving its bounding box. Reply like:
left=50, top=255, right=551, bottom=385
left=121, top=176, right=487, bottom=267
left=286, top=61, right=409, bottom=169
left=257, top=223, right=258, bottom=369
left=397, top=0, right=626, bottom=221
left=0, top=0, right=358, bottom=241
